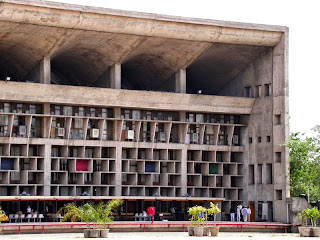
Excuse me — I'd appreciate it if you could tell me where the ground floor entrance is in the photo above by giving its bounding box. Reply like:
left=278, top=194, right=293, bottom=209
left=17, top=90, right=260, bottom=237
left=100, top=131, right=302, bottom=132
left=0, top=198, right=219, bottom=222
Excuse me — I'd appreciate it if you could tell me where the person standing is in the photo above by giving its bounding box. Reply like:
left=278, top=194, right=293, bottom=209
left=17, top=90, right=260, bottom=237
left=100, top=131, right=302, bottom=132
left=242, top=206, right=248, bottom=222
left=247, top=207, right=252, bottom=222
left=236, top=205, right=241, bottom=222
left=27, top=205, right=32, bottom=214
left=230, top=205, right=236, bottom=222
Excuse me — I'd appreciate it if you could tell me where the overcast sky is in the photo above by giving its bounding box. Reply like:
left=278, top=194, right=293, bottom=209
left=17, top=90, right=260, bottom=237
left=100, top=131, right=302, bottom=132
left=50, top=0, right=319, bottom=134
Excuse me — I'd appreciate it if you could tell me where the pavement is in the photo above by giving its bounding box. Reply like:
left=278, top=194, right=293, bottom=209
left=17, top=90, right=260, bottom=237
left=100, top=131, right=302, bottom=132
left=0, top=232, right=301, bottom=240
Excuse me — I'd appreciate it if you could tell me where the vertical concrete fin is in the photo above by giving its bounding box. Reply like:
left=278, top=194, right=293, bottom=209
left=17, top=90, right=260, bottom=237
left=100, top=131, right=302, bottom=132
left=40, top=57, right=51, bottom=84
left=175, top=69, right=186, bottom=93
left=110, top=63, right=121, bottom=89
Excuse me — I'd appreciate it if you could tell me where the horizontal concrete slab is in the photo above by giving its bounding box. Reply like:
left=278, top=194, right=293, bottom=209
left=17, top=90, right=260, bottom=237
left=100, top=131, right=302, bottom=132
left=0, top=81, right=255, bottom=114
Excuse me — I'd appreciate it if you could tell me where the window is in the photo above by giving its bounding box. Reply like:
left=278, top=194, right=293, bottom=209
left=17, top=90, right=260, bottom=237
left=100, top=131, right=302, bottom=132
left=266, top=164, right=273, bottom=184
left=257, top=164, right=263, bottom=184
left=255, top=85, right=262, bottom=98
left=274, top=114, right=281, bottom=125
left=258, top=137, right=262, bottom=143
left=244, top=86, right=252, bottom=98
left=264, top=84, right=272, bottom=96
left=249, top=137, right=253, bottom=144
left=249, top=165, right=254, bottom=185
left=267, top=136, right=271, bottom=142
left=276, top=190, right=282, bottom=200
left=275, top=152, right=281, bottom=163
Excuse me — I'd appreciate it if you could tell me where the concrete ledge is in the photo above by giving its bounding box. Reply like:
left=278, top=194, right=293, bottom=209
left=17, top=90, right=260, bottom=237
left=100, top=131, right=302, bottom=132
left=0, top=81, right=255, bottom=114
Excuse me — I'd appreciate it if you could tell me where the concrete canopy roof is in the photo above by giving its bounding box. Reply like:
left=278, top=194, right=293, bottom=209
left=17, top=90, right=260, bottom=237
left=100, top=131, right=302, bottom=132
left=0, top=0, right=286, bottom=90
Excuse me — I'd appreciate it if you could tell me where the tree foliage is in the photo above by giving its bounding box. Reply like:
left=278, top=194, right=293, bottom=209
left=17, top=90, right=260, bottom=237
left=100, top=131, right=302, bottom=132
left=287, top=126, right=320, bottom=201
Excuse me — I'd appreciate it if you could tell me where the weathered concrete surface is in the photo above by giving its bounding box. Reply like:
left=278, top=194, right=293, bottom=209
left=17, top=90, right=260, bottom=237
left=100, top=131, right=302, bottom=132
left=0, top=0, right=284, bottom=45
left=217, top=28, right=289, bottom=223
left=0, top=0, right=289, bottom=224
left=0, top=81, right=255, bottom=114
left=0, top=0, right=286, bottom=88
left=290, top=197, right=312, bottom=225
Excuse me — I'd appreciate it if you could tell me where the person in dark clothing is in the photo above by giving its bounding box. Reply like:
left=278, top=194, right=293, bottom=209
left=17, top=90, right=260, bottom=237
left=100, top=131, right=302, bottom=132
left=230, top=205, right=236, bottom=221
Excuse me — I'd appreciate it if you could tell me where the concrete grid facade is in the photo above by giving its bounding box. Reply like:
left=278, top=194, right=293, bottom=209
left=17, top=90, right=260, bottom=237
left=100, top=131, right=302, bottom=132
left=0, top=0, right=289, bottom=222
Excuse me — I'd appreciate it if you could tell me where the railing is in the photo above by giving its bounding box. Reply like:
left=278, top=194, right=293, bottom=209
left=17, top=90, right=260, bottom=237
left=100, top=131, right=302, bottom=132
left=1, top=221, right=295, bottom=235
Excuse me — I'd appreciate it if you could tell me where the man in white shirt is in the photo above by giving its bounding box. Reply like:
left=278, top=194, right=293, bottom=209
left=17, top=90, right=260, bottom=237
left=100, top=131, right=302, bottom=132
left=236, top=206, right=241, bottom=222
left=247, top=207, right=252, bottom=222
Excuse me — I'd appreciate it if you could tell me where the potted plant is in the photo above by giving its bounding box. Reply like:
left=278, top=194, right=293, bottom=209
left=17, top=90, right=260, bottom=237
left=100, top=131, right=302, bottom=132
left=307, top=207, right=320, bottom=237
left=207, top=202, right=221, bottom=237
left=188, top=205, right=206, bottom=237
left=58, top=199, right=123, bottom=238
left=298, top=208, right=313, bottom=237
left=97, top=200, right=123, bottom=238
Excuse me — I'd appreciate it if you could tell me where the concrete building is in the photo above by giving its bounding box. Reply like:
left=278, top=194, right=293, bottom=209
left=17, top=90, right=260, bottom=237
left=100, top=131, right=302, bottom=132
left=0, top=0, right=289, bottom=222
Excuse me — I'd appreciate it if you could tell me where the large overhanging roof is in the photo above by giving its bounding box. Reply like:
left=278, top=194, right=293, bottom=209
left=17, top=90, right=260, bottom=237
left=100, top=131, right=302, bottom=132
left=0, top=0, right=287, bottom=91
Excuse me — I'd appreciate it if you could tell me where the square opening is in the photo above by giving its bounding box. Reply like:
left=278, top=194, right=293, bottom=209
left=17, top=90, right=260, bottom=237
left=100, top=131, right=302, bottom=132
left=249, top=137, right=253, bottom=144
left=258, top=137, right=262, bottom=143
left=275, top=152, right=281, bottom=162
left=255, top=85, right=262, bottom=98
left=276, top=190, right=282, bottom=200
left=274, top=114, right=281, bottom=125
left=244, top=86, right=252, bottom=98
left=267, top=136, right=271, bottom=142
left=264, top=84, right=272, bottom=96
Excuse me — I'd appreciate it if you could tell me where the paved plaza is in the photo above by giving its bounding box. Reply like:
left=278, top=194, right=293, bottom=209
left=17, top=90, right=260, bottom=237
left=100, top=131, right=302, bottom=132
left=1, top=232, right=301, bottom=240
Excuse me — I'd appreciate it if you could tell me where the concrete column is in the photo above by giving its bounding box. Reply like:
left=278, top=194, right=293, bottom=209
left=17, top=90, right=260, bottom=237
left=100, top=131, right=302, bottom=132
left=42, top=103, right=50, bottom=138
left=181, top=148, right=188, bottom=196
left=39, top=57, right=51, bottom=84
left=42, top=103, right=51, bottom=195
left=113, top=107, right=121, bottom=140
left=43, top=144, right=51, bottom=196
left=115, top=146, right=122, bottom=196
left=110, top=63, right=121, bottom=89
left=175, top=69, right=186, bottom=93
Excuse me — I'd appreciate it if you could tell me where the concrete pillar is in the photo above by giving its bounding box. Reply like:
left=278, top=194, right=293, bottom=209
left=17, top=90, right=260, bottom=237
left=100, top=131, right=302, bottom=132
left=175, top=69, right=186, bottom=93
left=181, top=148, right=188, bottom=196
left=39, top=57, right=51, bottom=84
left=110, top=63, right=121, bottom=89
left=42, top=103, right=51, bottom=195
left=42, top=103, right=50, bottom=138
left=115, top=146, right=122, bottom=196
left=43, top=144, right=51, bottom=196
left=113, top=107, right=122, bottom=196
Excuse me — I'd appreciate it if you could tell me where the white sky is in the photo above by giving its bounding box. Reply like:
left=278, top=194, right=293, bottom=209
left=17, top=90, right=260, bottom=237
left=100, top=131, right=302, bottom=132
left=50, top=0, right=320, bottom=134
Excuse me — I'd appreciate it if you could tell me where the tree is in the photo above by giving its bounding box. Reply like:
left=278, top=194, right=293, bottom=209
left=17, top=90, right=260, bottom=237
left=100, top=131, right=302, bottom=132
left=287, top=126, right=320, bottom=201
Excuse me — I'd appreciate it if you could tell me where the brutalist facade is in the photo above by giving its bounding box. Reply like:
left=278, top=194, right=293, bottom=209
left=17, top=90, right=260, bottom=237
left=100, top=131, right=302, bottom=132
left=0, top=0, right=289, bottom=222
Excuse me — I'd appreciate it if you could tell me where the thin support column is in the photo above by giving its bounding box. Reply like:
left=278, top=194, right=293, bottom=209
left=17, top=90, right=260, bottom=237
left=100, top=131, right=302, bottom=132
left=40, top=57, right=51, bottom=84
left=43, top=144, right=51, bottom=196
left=110, top=63, right=121, bottom=89
left=181, top=148, right=188, bottom=196
left=175, top=69, right=186, bottom=93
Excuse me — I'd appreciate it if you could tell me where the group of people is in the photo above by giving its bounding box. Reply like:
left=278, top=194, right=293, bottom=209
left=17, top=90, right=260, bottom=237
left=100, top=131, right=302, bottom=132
left=230, top=205, right=251, bottom=222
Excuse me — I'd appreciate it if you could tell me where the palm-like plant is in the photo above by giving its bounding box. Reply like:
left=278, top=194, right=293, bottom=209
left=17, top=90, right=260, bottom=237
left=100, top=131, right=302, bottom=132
left=58, top=200, right=123, bottom=229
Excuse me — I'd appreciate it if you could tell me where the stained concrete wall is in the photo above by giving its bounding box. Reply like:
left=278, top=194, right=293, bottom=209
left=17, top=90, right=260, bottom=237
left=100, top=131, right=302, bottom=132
left=218, top=31, right=289, bottom=222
